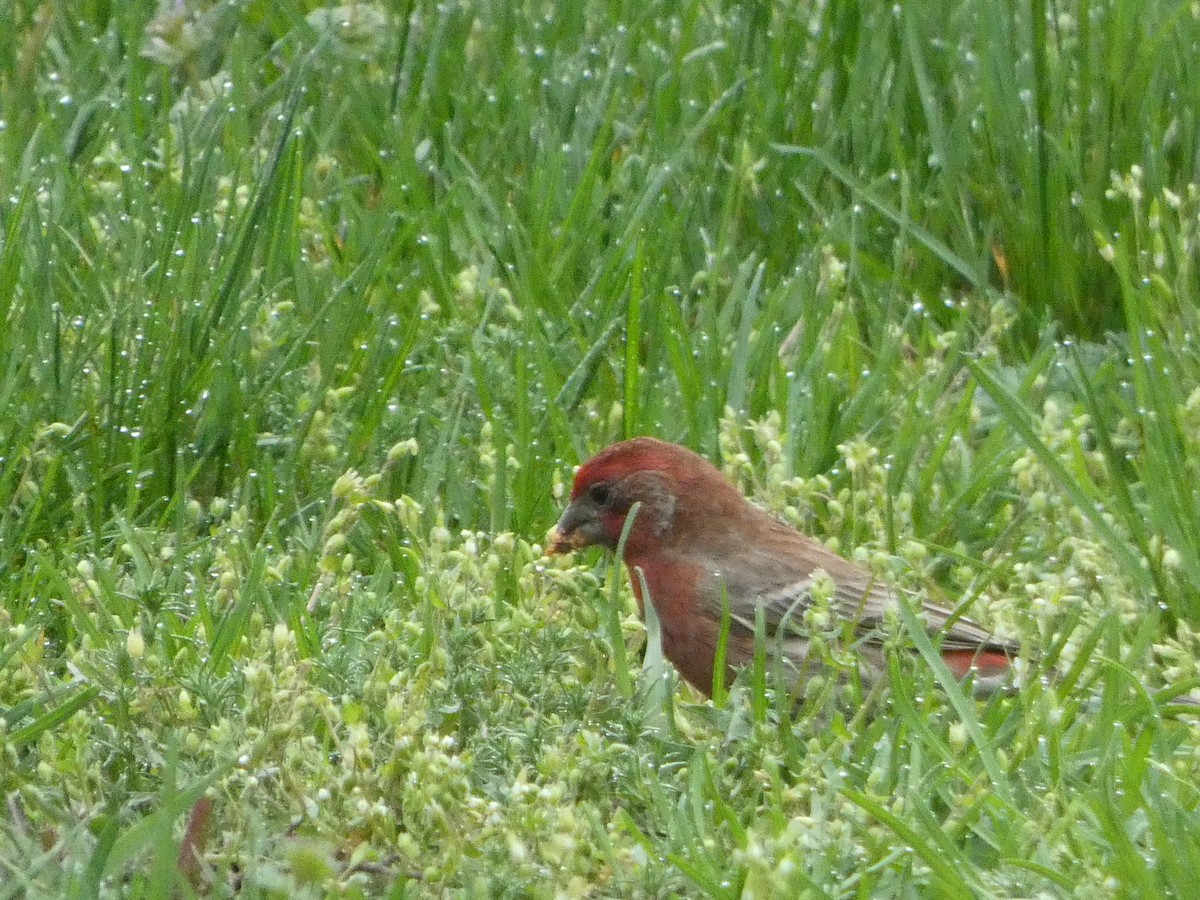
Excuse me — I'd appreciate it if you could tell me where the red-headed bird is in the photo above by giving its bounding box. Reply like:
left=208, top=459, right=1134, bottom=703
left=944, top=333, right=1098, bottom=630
left=548, top=437, right=1015, bottom=697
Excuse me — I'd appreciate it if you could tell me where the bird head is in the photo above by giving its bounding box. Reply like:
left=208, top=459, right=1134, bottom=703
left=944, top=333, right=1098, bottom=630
left=546, top=437, right=732, bottom=557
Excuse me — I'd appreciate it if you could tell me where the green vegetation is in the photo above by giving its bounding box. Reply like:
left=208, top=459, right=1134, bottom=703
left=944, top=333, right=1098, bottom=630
left=2, top=0, right=1199, bottom=895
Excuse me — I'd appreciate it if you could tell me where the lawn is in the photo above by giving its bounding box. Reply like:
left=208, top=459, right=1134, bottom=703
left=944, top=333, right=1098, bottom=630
left=2, top=1, right=1200, bottom=896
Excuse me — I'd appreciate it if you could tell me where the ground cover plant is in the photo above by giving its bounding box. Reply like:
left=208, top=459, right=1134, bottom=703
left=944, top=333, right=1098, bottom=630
left=2, top=0, right=1200, bottom=896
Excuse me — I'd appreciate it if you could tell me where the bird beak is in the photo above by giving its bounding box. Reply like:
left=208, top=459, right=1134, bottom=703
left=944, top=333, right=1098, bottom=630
left=546, top=525, right=584, bottom=555
left=546, top=502, right=590, bottom=555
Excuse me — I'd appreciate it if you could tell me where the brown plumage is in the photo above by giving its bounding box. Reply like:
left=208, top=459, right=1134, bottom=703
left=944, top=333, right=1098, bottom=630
left=548, top=437, right=1015, bottom=697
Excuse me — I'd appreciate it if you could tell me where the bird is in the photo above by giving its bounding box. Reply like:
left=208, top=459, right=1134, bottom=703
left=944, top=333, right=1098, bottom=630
left=547, top=437, right=1017, bottom=698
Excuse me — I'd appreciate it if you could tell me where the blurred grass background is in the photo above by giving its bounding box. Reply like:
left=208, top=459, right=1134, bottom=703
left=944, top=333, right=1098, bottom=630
left=2, top=1, right=1200, bottom=896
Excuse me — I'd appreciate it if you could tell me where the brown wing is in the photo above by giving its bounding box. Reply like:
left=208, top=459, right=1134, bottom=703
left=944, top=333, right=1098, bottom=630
left=715, top=518, right=1014, bottom=655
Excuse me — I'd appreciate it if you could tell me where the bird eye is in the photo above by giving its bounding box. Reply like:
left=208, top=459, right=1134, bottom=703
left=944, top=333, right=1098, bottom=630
left=589, top=483, right=611, bottom=505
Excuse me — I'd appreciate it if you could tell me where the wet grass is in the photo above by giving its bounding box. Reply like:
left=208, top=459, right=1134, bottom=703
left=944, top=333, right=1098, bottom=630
left=1, top=1, right=1199, bottom=896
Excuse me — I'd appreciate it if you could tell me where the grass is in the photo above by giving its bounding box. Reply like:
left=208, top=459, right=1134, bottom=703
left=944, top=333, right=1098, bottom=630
left=2, top=0, right=1200, bottom=895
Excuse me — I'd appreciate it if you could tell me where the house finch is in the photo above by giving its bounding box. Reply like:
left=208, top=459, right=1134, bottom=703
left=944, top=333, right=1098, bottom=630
left=547, top=437, right=1016, bottom=697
